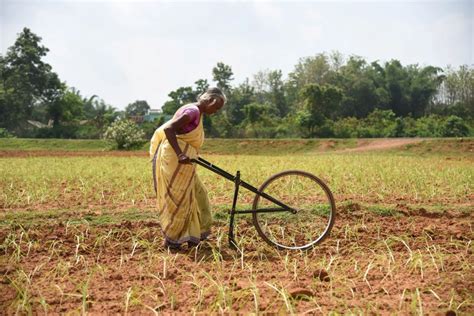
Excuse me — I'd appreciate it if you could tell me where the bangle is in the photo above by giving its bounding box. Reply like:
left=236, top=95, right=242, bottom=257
left=178, top=152, right=185, bottom=158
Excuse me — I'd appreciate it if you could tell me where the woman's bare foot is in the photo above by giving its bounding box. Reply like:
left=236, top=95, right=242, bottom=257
left=163, top=240, right=181, bottom=251
left=187, top=240, right=200, bottom=248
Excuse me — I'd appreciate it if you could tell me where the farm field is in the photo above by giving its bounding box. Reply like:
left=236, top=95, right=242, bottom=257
left=0, top=138, right=473, bottom=314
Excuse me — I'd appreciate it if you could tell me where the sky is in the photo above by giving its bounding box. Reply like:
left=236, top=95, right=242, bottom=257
left=1, top=0, right=472, bottom=110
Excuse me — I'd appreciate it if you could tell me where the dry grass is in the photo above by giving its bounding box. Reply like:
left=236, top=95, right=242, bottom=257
left=0, top=142, right=473, bottom=313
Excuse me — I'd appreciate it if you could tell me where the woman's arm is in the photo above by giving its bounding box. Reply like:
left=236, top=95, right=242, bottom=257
left=164, top=113, right=192, bottom=164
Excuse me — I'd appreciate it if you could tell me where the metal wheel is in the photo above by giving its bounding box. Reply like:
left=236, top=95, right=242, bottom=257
left=252, top=170, right=336, bottom=250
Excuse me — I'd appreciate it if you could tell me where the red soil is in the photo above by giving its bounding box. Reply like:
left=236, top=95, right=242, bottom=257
left=1, top=207, right=472, bottom=314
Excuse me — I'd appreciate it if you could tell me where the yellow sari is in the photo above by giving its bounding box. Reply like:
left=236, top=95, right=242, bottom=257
left=149, top=112, right=211, bottom=246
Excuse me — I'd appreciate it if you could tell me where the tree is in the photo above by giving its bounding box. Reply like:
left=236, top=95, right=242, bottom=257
left=194, top=79, right=210, bottom=97
left=296, top=84, right=342, bottom=136
left=212, top=62, right=234, bottom=93
left=125, top=100, right=150, bottom=117
left=335, top=56, right=381, bottom=118
left=362, top=109, right=397, bottom=137
left=91, top=99, right=118, bottom=130
left=252, top=69, right=287, bottom=117
left=0, top=28, right=63, bottom=131
left=382, top=60, right=443, bottom=118
left=243, top=102, right=270, bottom=124
left=0, top=56, right=7, bottom=126
left=434, top=65, right=474, bottom=118
left=406, top=65, right=443, bottom=117
left=287, top=53, right=335, bottom=108
left=161, top=86, right=195, bottom=115
left=225, top=79, right=255, bottom=126
left=83, top=94, right=99, bottom=120
left=288, top=53, right=332, bottom=88
left=47, top=87, right=84, bottom=126
left=240, top=102, right=282, bottom=138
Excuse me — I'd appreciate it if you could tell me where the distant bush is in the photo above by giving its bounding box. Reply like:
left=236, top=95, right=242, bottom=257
left=363, top=109, right=397, bottom=137
left=333, top=117, right=359, bottom=138
left=74, top=125, right=102, bottom=139
left=139, top=121, right=161, bottom=139
left=310, top=111, right=472, bottom=138
left=442, top=115, right=470, bottom=137
left=35, top=125, right=78, bottom=138
left=0, top=128, right=15, bottom=138
left=413, top=115, right=444, bottom=137
left=103, top=120, right=145, bottom=149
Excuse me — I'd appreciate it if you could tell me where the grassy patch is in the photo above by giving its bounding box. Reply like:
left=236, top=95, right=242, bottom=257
left=0, top=138, right=358, bottom=154
left=201, top=138, right=359, bottom=155
left=1, top=153, right=472, bottom=211
left=366, top=205, right=400, bottom=216
left=0, top=138, right=112, bottom=151
left=1, top=139, right=473, bottom=315
left=389, top=138, right=473, bottom=157
left=0, top=208, right=157, bottom=228
left=3, top=137, right=473, bottom=156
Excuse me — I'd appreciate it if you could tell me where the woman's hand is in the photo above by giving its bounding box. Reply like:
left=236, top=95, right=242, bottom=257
left=178, top=153, right=191, bottom=164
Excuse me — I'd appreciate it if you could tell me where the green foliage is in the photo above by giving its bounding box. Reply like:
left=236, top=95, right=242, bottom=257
left=1, top=28, right=473, bottom=140
left=0, top=128, right=15, bottom=138
left=296, top=84, right=342, bottom=136
left=243, top=103, right=271, bottom=124
left=125, top=100, right=150, bottom=117
left=329, top=111, right=472, bottom=138
left=363, top=109, right=397, bottom=137
left=413, top=115, right=444, bottom=137
left=194, top=79, right=210, bottom=96
left=161, top=86, right=196, bottom=115
left=74, top=125, right=102, bottom=139
left=161, top=79, right=211, bottom=117
left=288, top=53, right=333, bottom=91
left=35, top=125, right=79, bottom=139
left=139, top=121, right=161, bottom=139
left=0, top=28, right=63, bottom=132
left=207, top=111, right=234, bottom=138
left=103, top=120, right=145, bottom=150
left=47, top=87, right=84, bottom=126
left=337, top=57, right=382, bottom=118
left=332, top=117, right=359, bottom=138
left=241, top=102, right=281, bottom=138
left=253, top=69, right=288, bottom=117
left=442, top=115, right=470, bottom=137
left=434, top=65, right=474, bottom=118
left=90, top=99, right=118, bottom=130
left=226, top=79, right=255, bottom=126
left=212, top=62, right=234, bottom=93
left=0, top=28, right=121, bottom=138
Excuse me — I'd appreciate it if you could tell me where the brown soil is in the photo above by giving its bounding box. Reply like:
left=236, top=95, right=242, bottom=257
left=0, top=150, right=148, bottom=158
left=336, top=138, right=424, bottom=153
left=0, top=138, right=426, bottom=157
left=1, top=207, right=472, bottom=314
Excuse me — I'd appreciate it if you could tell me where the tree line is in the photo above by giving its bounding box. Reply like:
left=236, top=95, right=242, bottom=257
left=1, top=28, right=472, bottom=139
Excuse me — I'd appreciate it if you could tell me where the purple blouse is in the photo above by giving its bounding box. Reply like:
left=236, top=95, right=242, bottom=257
left=175, top=104, right=201, bottom=133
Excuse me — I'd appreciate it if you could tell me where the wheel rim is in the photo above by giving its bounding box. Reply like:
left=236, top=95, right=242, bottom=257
left=252, top=170, right=335, bottom=250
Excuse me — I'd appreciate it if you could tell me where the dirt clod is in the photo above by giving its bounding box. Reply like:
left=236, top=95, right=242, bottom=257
left=109, top=273, right=123, bottom=281
left=289, top=288, right=313, bottom=300
left=313, top=269, right=330, bottom=282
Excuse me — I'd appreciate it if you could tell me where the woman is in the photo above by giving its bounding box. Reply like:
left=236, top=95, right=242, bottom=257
left=149, top=87, right=226, bottom=249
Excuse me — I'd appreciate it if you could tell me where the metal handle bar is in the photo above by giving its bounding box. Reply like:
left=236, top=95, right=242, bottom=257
left=190, top=157, right=297, bottom=214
